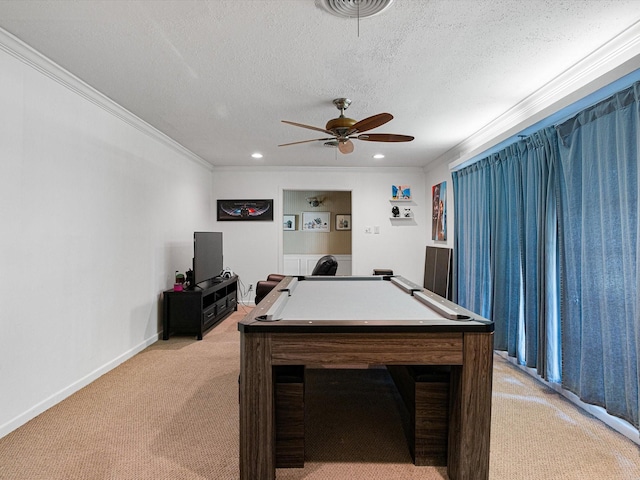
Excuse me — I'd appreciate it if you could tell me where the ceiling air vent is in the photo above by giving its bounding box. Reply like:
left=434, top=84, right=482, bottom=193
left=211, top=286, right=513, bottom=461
left=316, top=0, right=395, bottom=19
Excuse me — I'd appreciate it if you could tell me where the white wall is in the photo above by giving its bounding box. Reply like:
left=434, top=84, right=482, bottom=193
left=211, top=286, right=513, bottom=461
left=0, top=35, right=213, bottom=437
left=212, top=167, right=428, bottom=302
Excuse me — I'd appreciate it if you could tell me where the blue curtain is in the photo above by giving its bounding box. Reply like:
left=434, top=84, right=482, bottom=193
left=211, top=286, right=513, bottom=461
left=521, top=128, right=561, bottom=378
left=556, top=83, right=639, bottom=426
left=453, top=81, right=640, bottom=427
left=489, top=144, right=524, bottom=362
left=453, top=129, right=560, bottom=379
left=452, top=159, right=493, bottom=319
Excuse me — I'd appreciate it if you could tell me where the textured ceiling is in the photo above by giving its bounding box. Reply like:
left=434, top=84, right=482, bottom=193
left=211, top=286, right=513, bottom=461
left=0, top=0, right=639, bottom=168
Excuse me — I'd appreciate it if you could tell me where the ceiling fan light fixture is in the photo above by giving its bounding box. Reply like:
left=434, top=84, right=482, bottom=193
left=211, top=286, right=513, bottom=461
left=316, top=0, right=395, bottom=19
left=279, top=97, right=413, bottom=155
left=306, top=197, right=323, bottom=207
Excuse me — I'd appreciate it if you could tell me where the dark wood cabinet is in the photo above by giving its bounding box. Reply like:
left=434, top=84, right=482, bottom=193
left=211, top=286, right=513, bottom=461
left=162, top=275, right=238, bottom=340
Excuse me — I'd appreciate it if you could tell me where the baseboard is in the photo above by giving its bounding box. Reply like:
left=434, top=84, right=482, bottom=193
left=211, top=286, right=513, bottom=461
left=0, top=333, right=161, bottom=439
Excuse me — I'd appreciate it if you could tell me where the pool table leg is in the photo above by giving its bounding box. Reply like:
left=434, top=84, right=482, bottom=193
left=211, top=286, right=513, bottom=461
left=447, top=332, right=494, bottom=480
left=239, top=332, right=275, bottom=480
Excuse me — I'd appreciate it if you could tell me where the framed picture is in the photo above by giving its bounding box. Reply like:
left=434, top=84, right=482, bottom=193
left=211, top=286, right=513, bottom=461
left=335, top=214, right=351, bottom=231
left=302, top=211, right=330, bottom=232
left=217, top=199, right=273, bottom=221
left=391, top=184, right=411, bottom=200
left=432, top=182, right=447, bottom=241
left=283, top=215, right=296, bottom=231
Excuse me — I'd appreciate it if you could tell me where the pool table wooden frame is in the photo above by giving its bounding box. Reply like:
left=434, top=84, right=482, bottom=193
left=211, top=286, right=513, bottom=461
left=238, top=276, right=494, bottom=480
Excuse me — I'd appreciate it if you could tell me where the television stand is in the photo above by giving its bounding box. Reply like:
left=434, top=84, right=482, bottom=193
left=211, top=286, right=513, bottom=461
left=162, top=275, right=238, bottom=340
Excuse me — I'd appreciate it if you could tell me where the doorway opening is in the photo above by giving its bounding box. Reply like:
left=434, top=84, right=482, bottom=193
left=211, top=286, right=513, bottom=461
left=281, top=189, right=352, bottom=275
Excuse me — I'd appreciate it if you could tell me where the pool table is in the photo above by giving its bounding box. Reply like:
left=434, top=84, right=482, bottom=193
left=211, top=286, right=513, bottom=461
left=238, top=275, right=494, bottom=480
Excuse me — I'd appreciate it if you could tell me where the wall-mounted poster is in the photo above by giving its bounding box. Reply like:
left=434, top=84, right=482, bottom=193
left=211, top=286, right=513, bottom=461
left=432, top=182, right=447, bottom=241
left=302, top=212, right=330, bottom=232
left=391, top=184, right=411, bottom=200
left=283, top=215, right=296, bottom=230
left=217, top=199, right=273, bottom=221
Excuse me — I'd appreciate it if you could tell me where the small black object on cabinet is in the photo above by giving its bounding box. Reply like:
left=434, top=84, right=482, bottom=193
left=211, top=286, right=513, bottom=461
left=162, top=275, right=238, bottom=340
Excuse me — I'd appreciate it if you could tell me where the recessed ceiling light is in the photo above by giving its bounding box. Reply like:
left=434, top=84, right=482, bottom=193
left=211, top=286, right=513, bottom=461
left=373, top=154, right=385, bottom=159
left=251, top=153, right=263, bottom=159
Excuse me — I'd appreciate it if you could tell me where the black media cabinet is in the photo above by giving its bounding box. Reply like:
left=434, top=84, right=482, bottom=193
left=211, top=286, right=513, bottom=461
left=162, top=275, right=238, bottom=340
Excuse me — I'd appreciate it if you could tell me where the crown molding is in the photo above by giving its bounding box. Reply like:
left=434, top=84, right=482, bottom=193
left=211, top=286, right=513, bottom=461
left=0, top=27, right=212, bottom=171
left=445, top=20, right=640, bottom=171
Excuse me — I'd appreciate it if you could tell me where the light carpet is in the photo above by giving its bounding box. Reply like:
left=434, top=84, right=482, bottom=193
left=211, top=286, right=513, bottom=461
left=0, top=307, right=638, bottom=479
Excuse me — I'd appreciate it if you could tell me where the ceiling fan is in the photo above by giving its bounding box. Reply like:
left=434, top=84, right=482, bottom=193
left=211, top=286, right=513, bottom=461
left=279, top=98, right=414, bottom=154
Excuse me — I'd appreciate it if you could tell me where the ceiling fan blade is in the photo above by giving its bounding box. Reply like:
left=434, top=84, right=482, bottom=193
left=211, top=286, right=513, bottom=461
left=338, top=139, right=354, bottom=154
left=282, top=120, right=334, bottom=135
left=278, top=138, right=333, bottom=147
left=347, top=113, right=393, bottom=135
left=357, top=133, right=415, bottom=142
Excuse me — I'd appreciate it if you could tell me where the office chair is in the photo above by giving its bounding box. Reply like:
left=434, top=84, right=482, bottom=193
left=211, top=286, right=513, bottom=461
left=311, top=255, right=338, bottom=276
left=254, top=256, right=337, bottom=305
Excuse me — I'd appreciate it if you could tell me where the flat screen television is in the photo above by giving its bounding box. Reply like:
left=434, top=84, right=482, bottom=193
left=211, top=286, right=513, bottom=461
left=193, top=232, right=224, bottom=285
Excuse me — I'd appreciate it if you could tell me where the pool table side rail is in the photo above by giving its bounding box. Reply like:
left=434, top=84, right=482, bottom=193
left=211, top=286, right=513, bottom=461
left=239, top=275, right=493, bottom=334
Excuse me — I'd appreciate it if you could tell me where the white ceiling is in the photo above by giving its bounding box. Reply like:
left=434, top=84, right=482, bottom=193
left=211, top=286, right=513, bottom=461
left=1, top=0, right=640, bottom=168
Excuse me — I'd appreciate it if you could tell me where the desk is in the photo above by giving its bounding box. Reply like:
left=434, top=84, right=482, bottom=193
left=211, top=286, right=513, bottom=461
left=238, top=275, right=494, bottom=480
